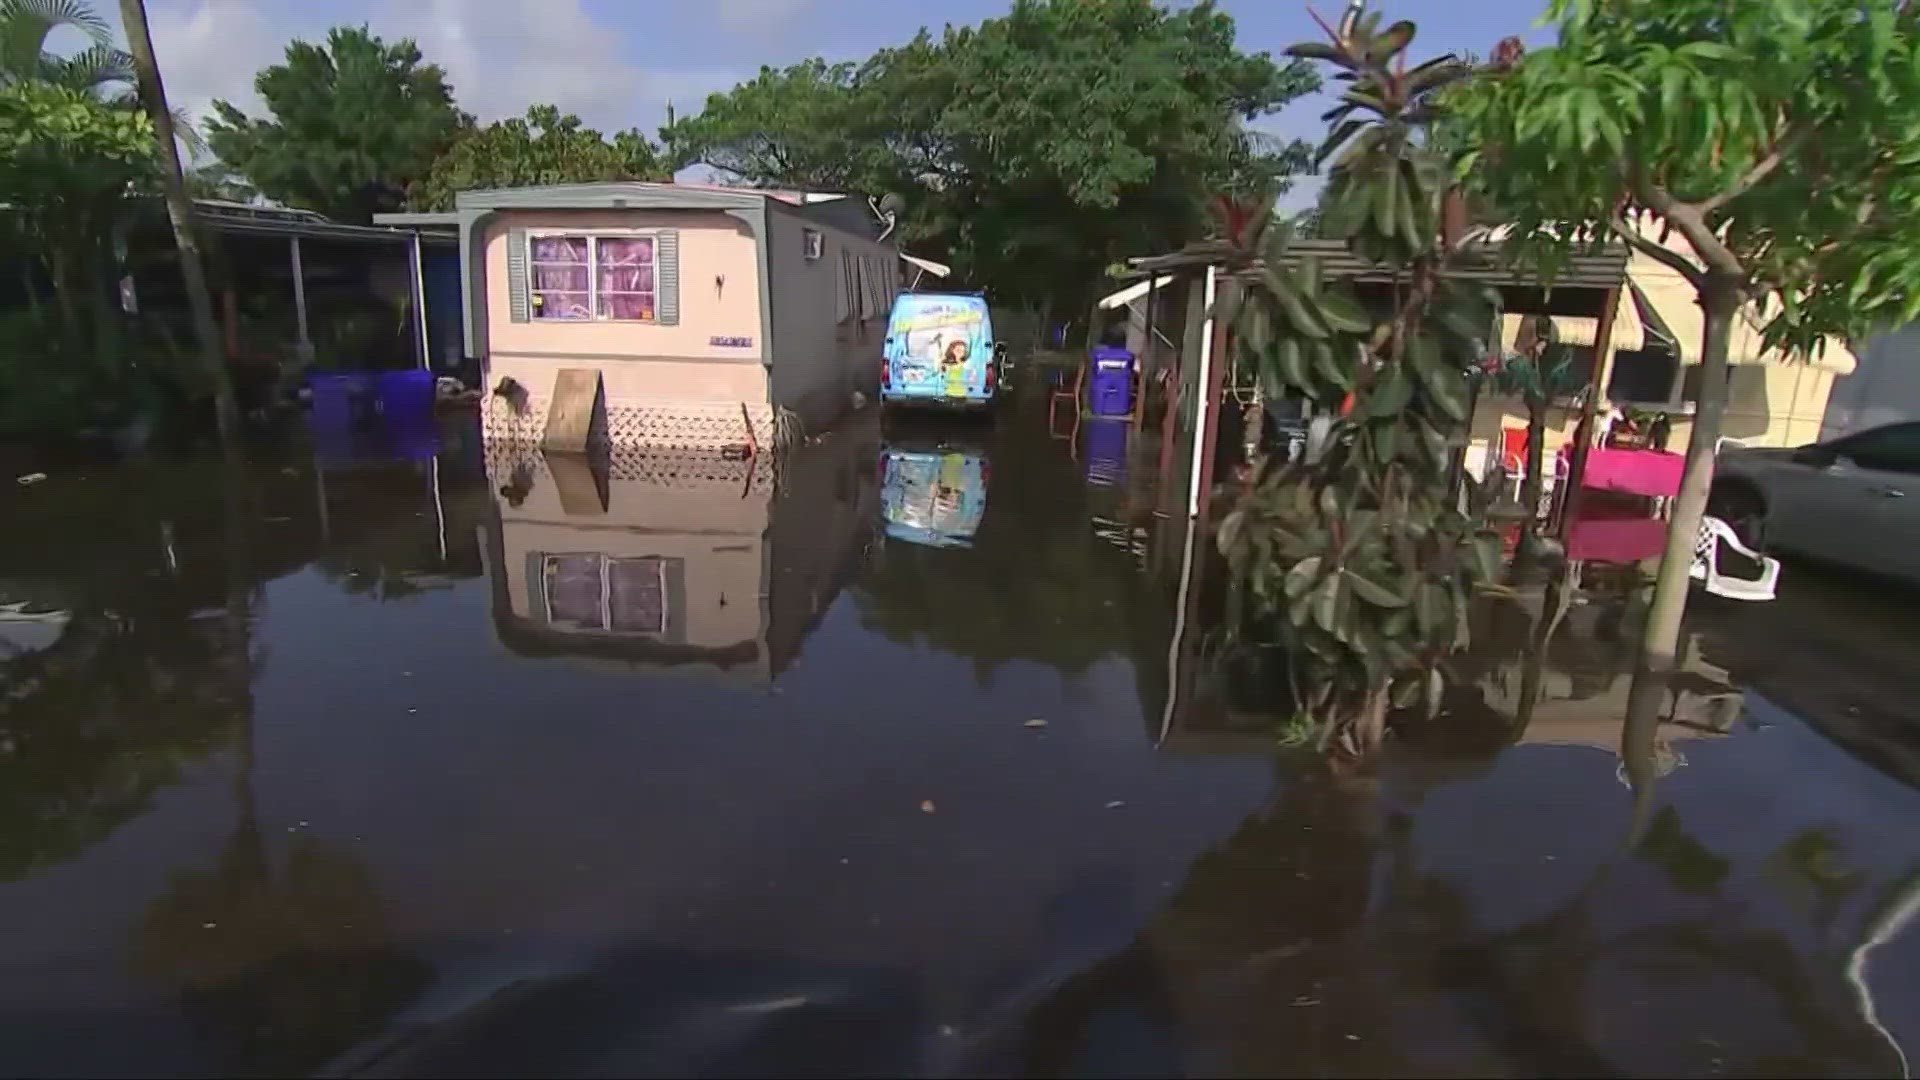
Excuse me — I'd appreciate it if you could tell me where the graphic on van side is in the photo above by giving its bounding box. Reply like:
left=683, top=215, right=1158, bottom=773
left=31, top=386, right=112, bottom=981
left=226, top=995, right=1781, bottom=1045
left=885, top=294, right=992, bottom=400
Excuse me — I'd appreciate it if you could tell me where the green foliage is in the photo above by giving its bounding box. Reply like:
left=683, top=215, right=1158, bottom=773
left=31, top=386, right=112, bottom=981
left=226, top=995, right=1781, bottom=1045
left=1449, top=0, right=1920, bottom=672
left=0, top=0, right=111, bottom=86
left=206, top=26, right=469, bottom=223
left=1215, top=12, right=1501, bottom=760
left=1451, top=0, right=1920, bottom=355
left=661, top=59, right=880, bottom=191
left=409, top=104, right=666, bottom=211
left=663, top=0, right=1316, bottom=314
left=0, top=75, right=152, bottom=190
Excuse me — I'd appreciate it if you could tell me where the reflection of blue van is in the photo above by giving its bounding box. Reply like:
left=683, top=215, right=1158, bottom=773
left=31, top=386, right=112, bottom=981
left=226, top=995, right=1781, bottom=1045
left=881, top=292, right=1004, bottom=411
left=880, top=446, right=988, bottom=548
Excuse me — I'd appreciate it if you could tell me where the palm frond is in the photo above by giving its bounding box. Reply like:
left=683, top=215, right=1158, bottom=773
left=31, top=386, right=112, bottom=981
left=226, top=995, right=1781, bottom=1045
left=0, top=0, right=110, bottom=40
left=171, top=106, right=209, bottom=159
left=43, top=42, right=131, bottom=89
left=106, top=88, right=211, bottom=160
left=0, top=0, right=111, bottom=84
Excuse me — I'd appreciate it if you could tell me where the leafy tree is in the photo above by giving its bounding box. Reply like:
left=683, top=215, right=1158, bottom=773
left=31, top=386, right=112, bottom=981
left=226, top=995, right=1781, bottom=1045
left=0, top=0, right=126, bottom=90
left=1452, top=0, right=1920, bottom=675
left=1215, top=12, right=1502, bottom=758
left=665, top=0, right=1315, bottom=322
left=408, top=104, right=666, bottom=211
left=0, top=0, right=203, bottom=152
left=661, top=59, right=881, bottom=191
left=0, top=79, right=153, bottom=350
left=206, top=26, right=469, bottom=223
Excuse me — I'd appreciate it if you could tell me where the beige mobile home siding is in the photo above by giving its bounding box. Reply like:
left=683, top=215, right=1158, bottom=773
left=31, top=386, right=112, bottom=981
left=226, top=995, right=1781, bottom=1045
left=478, top=208, right=772, bottom=448
left=765, top=202, right=898, bottom=436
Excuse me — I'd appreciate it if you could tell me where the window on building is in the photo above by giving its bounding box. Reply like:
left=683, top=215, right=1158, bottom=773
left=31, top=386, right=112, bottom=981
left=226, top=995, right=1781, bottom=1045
left=530, top=235, right=657, bottom=322
left=543, top=554, right=669, bottom=633
left=1606, top=345, right=1681, bottom=406
left=1545, top=343, right=1598, bottom=403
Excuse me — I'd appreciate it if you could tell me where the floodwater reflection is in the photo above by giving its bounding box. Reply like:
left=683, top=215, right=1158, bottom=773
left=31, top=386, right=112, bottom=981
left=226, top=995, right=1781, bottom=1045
left=0, top=409, right=1915, bottom=1076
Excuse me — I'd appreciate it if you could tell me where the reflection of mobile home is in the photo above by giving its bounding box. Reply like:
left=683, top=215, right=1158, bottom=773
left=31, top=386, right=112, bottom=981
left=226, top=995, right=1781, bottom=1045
left=484, top=424, right=878, bottom=680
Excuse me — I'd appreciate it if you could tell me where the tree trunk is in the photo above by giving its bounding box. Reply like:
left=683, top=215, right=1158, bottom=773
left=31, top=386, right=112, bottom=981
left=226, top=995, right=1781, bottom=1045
left=118, top=0, right=239, bottom=444
left=1636, top=284, right=1738, bottom=673
left=45, top=242, right=84, bottom=353
left=1522, top=396, right=1547, bottom=524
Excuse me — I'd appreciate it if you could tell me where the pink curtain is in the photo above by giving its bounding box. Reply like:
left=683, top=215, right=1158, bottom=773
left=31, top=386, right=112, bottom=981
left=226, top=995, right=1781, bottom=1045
left=530, top=236, right=590, bottom=320
left=596, top=237, right=656, bottom=321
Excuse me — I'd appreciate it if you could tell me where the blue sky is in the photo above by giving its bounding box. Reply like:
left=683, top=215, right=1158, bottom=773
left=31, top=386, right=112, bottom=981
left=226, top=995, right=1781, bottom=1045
left=133, top=0, right=1559, bottom=207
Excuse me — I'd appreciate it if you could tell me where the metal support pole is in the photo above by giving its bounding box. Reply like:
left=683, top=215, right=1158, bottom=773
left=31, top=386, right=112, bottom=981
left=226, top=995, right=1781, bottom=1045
left=1135, top=274, right=1159, bottom=428
left=1187, top=267, right=1225, bottom=519
left=1556, top=284, right=1623, bottom=538
left=290, top=236, right=312, bottom=363
left=409, top=233, right=430, bottom=370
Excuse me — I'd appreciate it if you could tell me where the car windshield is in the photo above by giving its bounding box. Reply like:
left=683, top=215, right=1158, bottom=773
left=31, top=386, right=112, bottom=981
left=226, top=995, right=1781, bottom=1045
left=1824, top=422, right=1920, bottom=474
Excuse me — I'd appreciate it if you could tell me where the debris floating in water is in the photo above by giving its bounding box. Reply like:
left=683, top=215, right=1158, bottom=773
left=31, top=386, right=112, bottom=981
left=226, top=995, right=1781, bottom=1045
left=1024, top=718, right=1048, bottom=729
left=15, top=473, right=46, bottom=486
left=1105, top=800, right=1126, bottom=809
left=920, top=799, right=937, bottom=814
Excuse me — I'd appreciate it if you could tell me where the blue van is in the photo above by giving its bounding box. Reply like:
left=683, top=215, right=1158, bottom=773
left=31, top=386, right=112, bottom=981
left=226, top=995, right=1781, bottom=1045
left=881, top=292, right=1006, bottom=411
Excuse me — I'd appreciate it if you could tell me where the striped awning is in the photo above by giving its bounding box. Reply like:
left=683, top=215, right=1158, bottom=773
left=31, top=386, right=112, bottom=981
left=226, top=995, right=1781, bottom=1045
left=1619, top=225, right=1856, bottom=375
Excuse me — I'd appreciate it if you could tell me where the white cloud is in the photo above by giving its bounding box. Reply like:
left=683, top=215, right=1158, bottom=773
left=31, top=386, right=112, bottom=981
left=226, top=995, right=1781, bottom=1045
left=138, top=0, right=747, bottom=142
left=143, top=0, right=284, bottom=127
left=716, top=0, right=811, bottom=33
left=376, top=0, right=744, bottom=135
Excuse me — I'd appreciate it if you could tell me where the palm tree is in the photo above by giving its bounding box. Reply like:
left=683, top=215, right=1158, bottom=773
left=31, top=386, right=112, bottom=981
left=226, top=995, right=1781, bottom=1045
left=0, top=0, right=205, bottom=155
left=116, top=0, right=236, bottom=440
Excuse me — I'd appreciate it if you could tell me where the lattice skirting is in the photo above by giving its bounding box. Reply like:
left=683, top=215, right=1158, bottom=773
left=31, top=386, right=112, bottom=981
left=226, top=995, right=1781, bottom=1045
left=481, top=392, right=775, bottom=451
left=484, top=442, right=776, bottom=494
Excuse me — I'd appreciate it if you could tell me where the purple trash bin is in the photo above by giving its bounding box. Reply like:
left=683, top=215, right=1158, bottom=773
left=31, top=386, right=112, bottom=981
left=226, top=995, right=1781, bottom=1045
left=1088, top=347, right=1134, bottom=417
left=375, top=368, right=436, bottom=422
left=308, top=372, right=365, bottom=432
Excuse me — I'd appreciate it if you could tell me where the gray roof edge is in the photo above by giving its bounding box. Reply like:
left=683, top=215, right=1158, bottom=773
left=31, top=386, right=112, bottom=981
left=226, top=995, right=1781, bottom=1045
left=373, top=212, right=461, bottom=227
left=453, top=183, right=762, bottom=212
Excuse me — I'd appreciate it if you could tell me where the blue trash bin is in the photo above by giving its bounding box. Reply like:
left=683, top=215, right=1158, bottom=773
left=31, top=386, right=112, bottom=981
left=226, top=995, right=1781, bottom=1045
left=375, top=369, right=436, bottom=423
left=308, top=372, right=364, bottom=433
left=1088, top=347, right=1135, bottom=417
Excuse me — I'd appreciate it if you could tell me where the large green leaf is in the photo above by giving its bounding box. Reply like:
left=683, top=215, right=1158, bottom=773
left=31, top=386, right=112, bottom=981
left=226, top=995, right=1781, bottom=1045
left=1415, top=353, right=1470, bottom=421
left=1345, top=566, right=1409, bottom=608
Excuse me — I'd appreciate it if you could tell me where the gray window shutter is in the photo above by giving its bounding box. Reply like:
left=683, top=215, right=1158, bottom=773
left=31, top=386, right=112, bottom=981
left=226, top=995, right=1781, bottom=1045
left=507, top=228, right=529, bottom=322
left=656, top=229, right=680, bottom=325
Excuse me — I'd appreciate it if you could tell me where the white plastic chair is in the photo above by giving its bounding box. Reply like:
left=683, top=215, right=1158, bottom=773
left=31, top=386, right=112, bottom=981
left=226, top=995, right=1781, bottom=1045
left=1690, top=515, right=1781, bottom=601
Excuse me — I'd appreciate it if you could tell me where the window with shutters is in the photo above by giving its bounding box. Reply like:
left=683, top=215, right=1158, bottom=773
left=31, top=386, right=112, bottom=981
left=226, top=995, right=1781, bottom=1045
left=528, top=233, right=659, bottom=322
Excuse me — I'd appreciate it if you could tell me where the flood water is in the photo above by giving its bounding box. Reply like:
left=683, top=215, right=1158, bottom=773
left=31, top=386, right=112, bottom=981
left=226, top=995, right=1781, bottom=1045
left=3, top=403, right=1919, bottom=1077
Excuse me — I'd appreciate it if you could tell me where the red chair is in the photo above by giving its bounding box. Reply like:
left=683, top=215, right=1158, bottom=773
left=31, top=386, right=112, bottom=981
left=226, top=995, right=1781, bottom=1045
left=1048, top=358, right=1087, bottom=441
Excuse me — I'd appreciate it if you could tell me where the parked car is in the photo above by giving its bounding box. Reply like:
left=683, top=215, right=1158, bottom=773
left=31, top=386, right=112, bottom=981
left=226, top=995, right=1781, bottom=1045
left=1710, top=420, right=1920, bottom=586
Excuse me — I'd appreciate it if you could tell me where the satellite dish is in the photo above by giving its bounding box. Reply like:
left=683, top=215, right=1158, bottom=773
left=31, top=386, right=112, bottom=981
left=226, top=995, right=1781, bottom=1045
left=869, top=193, right=903, bottom=242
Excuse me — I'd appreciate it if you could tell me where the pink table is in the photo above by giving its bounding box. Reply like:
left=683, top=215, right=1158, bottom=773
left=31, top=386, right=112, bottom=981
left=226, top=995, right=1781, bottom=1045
left=1567, top=513, right=1669, bottom=564
left=1581, top=447, right=1685, bottom=499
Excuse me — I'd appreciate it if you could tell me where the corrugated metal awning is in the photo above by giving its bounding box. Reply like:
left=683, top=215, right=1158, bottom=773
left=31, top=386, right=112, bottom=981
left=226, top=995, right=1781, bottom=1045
left=1499, top=287, right=1644, bottom=353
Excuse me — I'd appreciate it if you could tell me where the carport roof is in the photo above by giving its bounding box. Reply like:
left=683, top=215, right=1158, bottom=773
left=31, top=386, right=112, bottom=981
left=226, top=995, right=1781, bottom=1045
left=1123, top=237, right=1631, bottom=291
